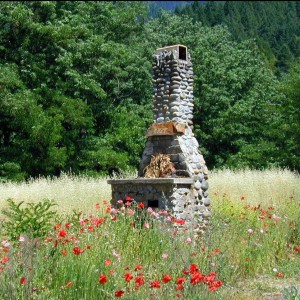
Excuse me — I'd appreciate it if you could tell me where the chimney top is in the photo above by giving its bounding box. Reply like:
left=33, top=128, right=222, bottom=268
left=155, top=44, right=188, bottom=61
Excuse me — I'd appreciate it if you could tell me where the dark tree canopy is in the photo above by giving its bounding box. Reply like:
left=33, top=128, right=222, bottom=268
left=0, top=1, right=299, bottom=181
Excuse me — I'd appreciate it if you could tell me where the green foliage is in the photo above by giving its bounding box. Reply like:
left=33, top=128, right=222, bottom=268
left=143, top=11, right=286, bottom=170
left=0, top=162, right=26, bottom=182
left=177, top=1, right=300, bottom=75
left=1, top=198, right=58, bottom=240
left=0, top=1, right=299, bottom=177
left=282, top=286, right=300, bottom=300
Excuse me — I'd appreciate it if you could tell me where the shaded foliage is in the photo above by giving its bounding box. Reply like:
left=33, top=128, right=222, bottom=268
left=0, top=1, right=299, bottom=180
left=177, top=1, right=300, bottom=76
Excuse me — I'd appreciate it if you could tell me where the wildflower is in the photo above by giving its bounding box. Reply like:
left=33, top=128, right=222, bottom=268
left=205, top=272, right=216, bottom=283
left=61, top=249, right=67, bottom=256
left=20, top=277, right=27, bottom=284
left=65, top=281, right=72, bottom=287
left=105, top=259, right=112, bottom=266
left=99, top=274, right=108, bottom=284
left=73, top=247, right=84, bottom=255
left=58, top=230, right=67, bottom=238
left=176, top=277, right=186, bottom=285
left=191, top=271, right=204, bottom=284
left=135, top=276, right=145, bottom=287
left=185, top=237, right=192, bottom=244
left=209, top=280, right=223, bottom=292
left=124, top=273, right=133, bottom=282
left=211, top=248, right=221, bottom=255
left=112, top=250, right=121, bottom=261
left=175, top=219, right=185, bottom=225
left=95, top=203, right=100, bottom=209
left=189, top=264, right=198, bottom=274
left=150, top=280, right=161, bottom=288
left=1, top=241, right=10, bottom=248
left=19, top=236, right=25, bottom=242
left=126, top=209, right=134, bottom=216
left=115, top=290, right=124, bottom=297
left=247, top=228, right=253, bottom=234
left=134, top=264, right=142, bottom=271
left=144, top=223, right=150, bottom=229
left=138, top=202, right=145, bottom=209
left=0, top=257, right=9, bottom=264
left=176, top=284, right=184, bottom=290
left=162, top=253, right=169, bottom=259
left=65, top=223, right=71, bottom=229
left=294, top=245, right=300, bottom=252
left=125, top=196, right=133, bottom=202
left=93, top=218, right=105, bottom=227
left=277, top=272, right=284, bottom=278
left=162, top=274, right=172, bottom=283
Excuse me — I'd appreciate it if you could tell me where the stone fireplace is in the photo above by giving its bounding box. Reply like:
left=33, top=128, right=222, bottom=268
left=108, top=45, right=211, bottom=230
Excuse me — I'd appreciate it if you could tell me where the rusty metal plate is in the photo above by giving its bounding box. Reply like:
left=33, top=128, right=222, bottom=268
left=146, top=122, right=185, bottom=137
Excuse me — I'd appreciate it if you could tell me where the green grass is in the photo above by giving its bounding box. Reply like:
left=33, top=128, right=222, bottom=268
left=0, top=168, right=299, bottom=299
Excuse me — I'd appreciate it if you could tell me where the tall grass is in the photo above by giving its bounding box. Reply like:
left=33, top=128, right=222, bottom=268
left=0, top=173, right=111, bottom=215
left=0, top=169, right=299, bottom=299
left=209, top=168, right=300, bottom=207
left=1, top=168, right=299, bottom=214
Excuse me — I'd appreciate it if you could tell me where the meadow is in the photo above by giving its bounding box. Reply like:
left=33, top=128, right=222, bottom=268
left=0, top=168, right=299, bottom=299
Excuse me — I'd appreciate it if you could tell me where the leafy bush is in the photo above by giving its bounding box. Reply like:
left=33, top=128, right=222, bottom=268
left=1, top=198, right=58, bottom=240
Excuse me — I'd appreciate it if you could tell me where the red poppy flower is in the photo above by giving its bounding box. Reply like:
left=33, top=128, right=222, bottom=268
left=190, top=271, right=204, bottom=284
left=162, top=274, right=172, bottom=283
left=115, top=290, right=124, bottom=297
left=125, top=196, right=133, bottom=202
left=189, top=264, right=198, bottom=274
left=65, top=281, right=72, bottom=287
left=61, top=249, right=67, bottom=256
left=20, top=277, right=27, bottom=284
left=73, top=247, right=84, bottom=255
left=176, top=284, right=184, bottom=290
left=124, top=273, right=133, bottom=282
left=134, top=264, right=142, bottom=271
left=0, top=256, right=9, bottom=264
left=138, top=202, right=145, bottom=209
left=105, top=259, right=112, bottom=266
left=65, top=223, right=71, bottom=229
left=176, top=277, right=186, bottom=284
left=277, top=272, right=284, bottom=278
left=150, top=280, right=161, bottom=288
left=95, top=203, right=100, bottom=210
left=58, top=230, right=67, bottom=237
left=99, top=274, right=108, bottom=284
left=135, top=276, right=145, bottom=287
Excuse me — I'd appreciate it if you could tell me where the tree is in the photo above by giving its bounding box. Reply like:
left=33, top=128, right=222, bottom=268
left=143, top=11, right=285, bottom=169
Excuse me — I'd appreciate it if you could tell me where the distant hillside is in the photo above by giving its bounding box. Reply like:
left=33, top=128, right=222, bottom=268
left=147, top=1, right=195, bottom=17
left=150, top=1, right=194, bottom=11
left=177, top=1, right=300, bottom=75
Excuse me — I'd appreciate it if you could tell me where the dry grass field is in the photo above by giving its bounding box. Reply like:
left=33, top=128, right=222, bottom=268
left=0, top=168, right=299, bottom=215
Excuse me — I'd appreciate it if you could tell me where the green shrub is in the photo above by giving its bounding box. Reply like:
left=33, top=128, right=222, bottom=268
left=1, top=198, right=58, bottom=240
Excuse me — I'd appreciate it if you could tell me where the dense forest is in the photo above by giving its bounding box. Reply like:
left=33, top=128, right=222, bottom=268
left=0, top=1, right=299, bottom=181
left=177, top=1, right=300, bottom=75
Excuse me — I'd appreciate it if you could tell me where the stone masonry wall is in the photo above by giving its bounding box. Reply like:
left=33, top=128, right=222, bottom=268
left=108, top=45, right=211, bottom=232
left=152, top=46, right=194, bottom=125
